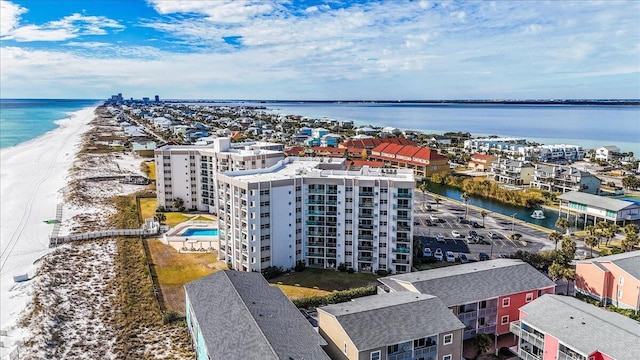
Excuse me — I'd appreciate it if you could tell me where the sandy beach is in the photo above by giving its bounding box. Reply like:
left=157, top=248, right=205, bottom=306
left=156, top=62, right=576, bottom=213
left=0, top=107, right=96, bottom=344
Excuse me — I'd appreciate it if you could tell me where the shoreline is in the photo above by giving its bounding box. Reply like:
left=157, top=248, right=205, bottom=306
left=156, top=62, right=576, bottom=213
left=0, top=105, right=97, bottom=333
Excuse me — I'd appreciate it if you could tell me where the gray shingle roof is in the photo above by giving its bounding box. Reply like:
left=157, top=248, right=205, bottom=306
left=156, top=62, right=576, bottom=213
left=558, top=191, right=637, bottom=212
left=577, top=250, right=640, bottom=279
left=380, top=259, right=556, bottom=306
left=519, top=295, right=640, bottom=360
left=184, top=270, right=330, bottom=360
left=319, top=292, right=464, bottom=351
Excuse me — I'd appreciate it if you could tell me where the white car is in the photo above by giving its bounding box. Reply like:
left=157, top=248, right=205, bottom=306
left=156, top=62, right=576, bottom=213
left=434, top=248, right=444, bottom=261
left=488, top=231, right=499, bottom=239
left=429, top=214, right=439, bottom=222
left=446, top=251, right=456, bottom=263
left=423, top=247, right=432, bottom=257
left=451, top=230, right=462, bottom=238
left=436, top=233, right=446, bottom=243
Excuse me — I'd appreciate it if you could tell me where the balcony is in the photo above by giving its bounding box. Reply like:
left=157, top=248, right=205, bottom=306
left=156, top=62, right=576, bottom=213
left=306, top=252, right=325, bottom=258
left=393, top=214, right=410, bottom=220
left=393, top=193, right=412, bottom=198
left=360, top=191, right=374, bottom=197
left=306, top=241, right=324, bottom=247
left=306, top=199, right=325, bottom=205
left=358, top=246, right=374, bottom=251
left=358, top=235, right=374, bottom=241
left=510, top=321, right=544, bottom=350
left=392, top=247, right=410, bottom=254
left=392, top=259, right=410, bottom=264
left=393, top=204, right=412, bottom=210
left=308, top=188, right=325, bottom=194
left=357, top=256, right=373, bottom=262
left=326, top=200, right=338, bottom=205
left=359, top=212, right=374, bottom=218
left=358, top=223, right=374, bottom=229
left=306, top=220, right=324, bottom=226
left=308, top=210, right=325, bottom=215
left=307, top=231, right=325, bottom=236
left=360, top=202, right=374, bottom=208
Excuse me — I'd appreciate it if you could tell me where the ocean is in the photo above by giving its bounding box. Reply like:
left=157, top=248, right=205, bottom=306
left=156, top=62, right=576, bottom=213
left=258, top=102, right=640, bottom=155
left=0, top=99, right=99, bottom=149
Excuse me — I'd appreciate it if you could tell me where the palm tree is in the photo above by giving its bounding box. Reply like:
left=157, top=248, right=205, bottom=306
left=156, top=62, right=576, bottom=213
left=462, top=192, right=470, bottom=219
left=549, top=231, right=563, bottom=250
left=555, top=218, right=569, bottom=235
left=623, top=223, right=638, bottom=236
left=480, top=210, right=488, bottom=228
left=621, top=231, right=639, bottom=252
left=434, top=196, right=441, bottom=211
left=603, top=224, right=618, bottom=247
left=584, top=234, right=599, bottom=257
left=154, top=211, right=166, bottom=225
left=561, top=237, right=577, bottom=260
left=172, top=197, right=185, bottom=212
left=584, top=225, right=596, bottom=236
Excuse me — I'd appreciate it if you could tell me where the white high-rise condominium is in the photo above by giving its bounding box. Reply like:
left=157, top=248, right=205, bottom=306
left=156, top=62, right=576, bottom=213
left=154, top=138, right=285, bottom=212
left=216, top=157, right=415, bottom=274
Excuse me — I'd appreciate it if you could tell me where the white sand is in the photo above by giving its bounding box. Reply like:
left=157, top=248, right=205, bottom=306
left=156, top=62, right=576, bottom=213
left=0, top=106, right=96, bottom=334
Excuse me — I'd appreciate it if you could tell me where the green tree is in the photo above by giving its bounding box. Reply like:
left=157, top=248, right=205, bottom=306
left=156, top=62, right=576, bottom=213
left=561, top=237, right=577, bottom=260
left=548, top=262, right=565, bottom=282
left=621, top=231, right=639, bottom=252
left=473, top=333, right=492, bottom=359
left=549, top=231, right=563, bottom=250
left=172, top=197, right=185, bottom=212
left=603, top=224, right=619, bottom=247
left=154, top=211, right=166, bottom=225
left=584, top=234, right=599, bottom=257
left=555, top=218, right=569, bottom=235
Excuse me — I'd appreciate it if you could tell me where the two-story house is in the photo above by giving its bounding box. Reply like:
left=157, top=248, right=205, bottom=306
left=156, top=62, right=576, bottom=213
left=510, top=294, right=640, bottom=360
left=378, top=259, right=556, bottom=346
left=530, top=164, right=601, bottom=194
left=468, top=153, right=498, bottom=172
left=575, top=251, right=640, bottom=311
left=490, top=159, right=534, bottom=186
left=318, top=292, right=464, bottom=360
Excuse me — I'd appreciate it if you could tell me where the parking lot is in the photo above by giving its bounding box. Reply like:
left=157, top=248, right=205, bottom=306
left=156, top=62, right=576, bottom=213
left=413, top=191, right=550, bottom=262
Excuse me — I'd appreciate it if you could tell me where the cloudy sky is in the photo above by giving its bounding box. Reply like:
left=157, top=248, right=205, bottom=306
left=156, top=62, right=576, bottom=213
left=1, top=0, right=639, bottom=100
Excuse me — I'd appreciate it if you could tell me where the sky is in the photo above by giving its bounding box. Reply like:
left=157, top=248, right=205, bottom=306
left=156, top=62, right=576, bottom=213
left=0, top=0, right=639, bottom=100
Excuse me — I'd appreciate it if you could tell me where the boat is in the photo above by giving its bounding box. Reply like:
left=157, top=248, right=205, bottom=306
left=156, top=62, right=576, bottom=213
left=531, top=210, right=545, bottom=219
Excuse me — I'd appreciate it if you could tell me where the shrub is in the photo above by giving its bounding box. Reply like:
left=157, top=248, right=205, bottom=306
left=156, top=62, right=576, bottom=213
left=347, top=268, right=355, bottom=274
left=262, top=266, right=284, bottom=280
left=162, top=310, right=182, bottom=324
left=337, top=263, right=347, bottom=272
left=294, top=260, right=306, bottom=272
left=376, top=269, right=388, bottom=277
left=292, top=285, right=377, bottom=309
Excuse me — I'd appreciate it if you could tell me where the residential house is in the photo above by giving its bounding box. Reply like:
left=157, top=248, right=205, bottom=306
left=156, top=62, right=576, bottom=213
left=312, top=127, right=330, bottom=139
left=510, top=294, right=640, bottom=360
left=184, top=270, right=331, bottom=360
left=318, top=292, right=464, bottom=360
left=321, top=133, right=342, bottom=147
left=530, top=164, right=601, bottom=194
left=131, top=139, right=157, bottom=157
left=557, top=192, right=640, bottom=228
left=595, top=146, right=622, bottom=161
left=378, top=259, right=556, bottom=343
left=518, top=144, right=585, bottom=163
left=575, top=251, right=640, bottom=310
left=468, top=154, right=497, bottom=172
left=463, top=137, right=527, bottom=154
left=490, top=159, right=534, bottom=186
left=339, top=137, right=416, bottom=157
left=370, top=143, right=449, bottom=178
left=312, top=146, right=347, bottom=158
left=428, top=135, right=452, bottom=146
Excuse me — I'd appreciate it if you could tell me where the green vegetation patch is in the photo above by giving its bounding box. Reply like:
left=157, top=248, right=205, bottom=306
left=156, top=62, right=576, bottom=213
left=269, top=268, right=378, bottom=291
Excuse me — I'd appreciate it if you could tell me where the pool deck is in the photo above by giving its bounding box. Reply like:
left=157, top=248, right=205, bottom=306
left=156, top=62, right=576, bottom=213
left=162, top=219, right=219, bottom=253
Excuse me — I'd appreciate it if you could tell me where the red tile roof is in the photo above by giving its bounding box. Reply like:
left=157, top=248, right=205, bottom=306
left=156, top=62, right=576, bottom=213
left=340, top=137, right=416, bottom=149
left=350, top=160, right=384, bottom=168
left=471, top=153, right=495, bottom=160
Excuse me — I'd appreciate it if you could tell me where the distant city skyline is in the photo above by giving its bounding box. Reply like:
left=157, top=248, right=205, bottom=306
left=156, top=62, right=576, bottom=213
left=1, top=0, right=639, bottom=100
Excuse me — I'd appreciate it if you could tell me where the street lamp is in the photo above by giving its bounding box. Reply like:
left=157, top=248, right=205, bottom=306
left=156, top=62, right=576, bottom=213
left=511, top=213, right=517, bottom=234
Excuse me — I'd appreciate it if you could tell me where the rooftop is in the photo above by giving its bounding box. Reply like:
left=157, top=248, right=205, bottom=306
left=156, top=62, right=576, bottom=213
left=558, top=191, right=638, bottom=212
left=577, top=250, right=640, bottom=279
left=379, top=259, right=555, bottom=306
left=319, top=292, right=463, bottom=351
left=519, top=295, right=640, bottom=360
left=184, top=270, right=330, bottom=360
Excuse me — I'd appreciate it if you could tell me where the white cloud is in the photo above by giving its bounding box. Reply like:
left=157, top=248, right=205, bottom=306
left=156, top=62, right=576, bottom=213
left=1, top=4, right=124, bottom=42
left=148, top=0, right=276, bottom=23
left=0, top=0, right=27, bottom=36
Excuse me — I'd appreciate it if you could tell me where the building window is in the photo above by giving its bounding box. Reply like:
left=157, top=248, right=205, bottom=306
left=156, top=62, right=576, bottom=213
left=443, top=355, right=452, bottom=360
left=619, top=276, right=624, bottom=286
left=343, top=342, right=348, bottom=354
left=618, top=289, right=623, bottom=298
left=501, top=315, right=509, bottom=325
left=526, top=293, right=534, bottom=302
left=370, top=350, right=380, bottom=360
left=443, top=334, right=453, bottom=345
left=502, top=297, right=510, bottom=307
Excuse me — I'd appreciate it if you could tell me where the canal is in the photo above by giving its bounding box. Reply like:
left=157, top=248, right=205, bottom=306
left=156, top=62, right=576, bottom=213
left=426, top=182, right=561, bottom=230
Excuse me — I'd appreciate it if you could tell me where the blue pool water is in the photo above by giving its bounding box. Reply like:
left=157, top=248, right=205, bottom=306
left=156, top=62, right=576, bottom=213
left=619, top=197, right=640, bottom=205
left=181, top=228, right=219, bottom=237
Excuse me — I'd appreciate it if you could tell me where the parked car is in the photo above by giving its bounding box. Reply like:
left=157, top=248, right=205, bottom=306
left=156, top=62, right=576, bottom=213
left=423, top=247, right=432, bottom=257
left=429, top=214, right=439, bottom=222
left=468, top=230, right=478, bottom=237
left=436, top=233, right=446, bottom=243
left=457, top=216, right=469, bottom=224
left=451, top=230, right=462, bottom=238
left=458, top=253, right=469, bottom=263
left=424, top=219, right=433, bottom=226
left=487, top=231, right=499, bottom=239
left=470, top=221, right=481, bottom=228
left=434, top=248, right=444, bottom=261
left=446, top=251, right=456, bottom=263
left=478, top=252, right=490, bottom=261
left=499, top=253, right=509, bottom=259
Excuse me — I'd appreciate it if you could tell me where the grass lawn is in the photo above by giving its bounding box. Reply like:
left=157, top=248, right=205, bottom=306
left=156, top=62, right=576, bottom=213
left=269, top=268, right=379, bottom=292
left=146, top=239, right=226, bottom=313
left=145, top=161, right=156, bottom=181
left=139, top=197, right=191, bottom=227
left=274, top=284, right=330, bottom=300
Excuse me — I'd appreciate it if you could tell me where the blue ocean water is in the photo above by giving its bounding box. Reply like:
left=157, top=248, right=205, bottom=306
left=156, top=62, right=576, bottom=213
left=0, top=99, right=99, bottom=149
left=260, top=102, right=640, bottom=154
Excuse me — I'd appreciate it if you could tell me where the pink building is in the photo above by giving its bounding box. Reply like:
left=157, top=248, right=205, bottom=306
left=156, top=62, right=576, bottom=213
left=575, top=251, right=640, bottom=311
left=511, top=294, right=640, bottom=360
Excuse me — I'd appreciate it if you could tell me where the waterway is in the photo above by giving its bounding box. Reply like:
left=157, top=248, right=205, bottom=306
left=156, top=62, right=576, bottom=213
left=426, top=182, right=561, bottom=230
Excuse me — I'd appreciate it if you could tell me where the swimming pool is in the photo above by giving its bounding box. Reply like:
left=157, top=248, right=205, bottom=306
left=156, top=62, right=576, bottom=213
left=619, top=197, right=640, bottom=205
left=181, top=228, right=219, bottom=237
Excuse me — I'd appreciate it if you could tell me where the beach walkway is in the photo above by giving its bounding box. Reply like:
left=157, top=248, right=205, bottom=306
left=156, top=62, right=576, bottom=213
left=49, top=219, right=160, bottom=247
